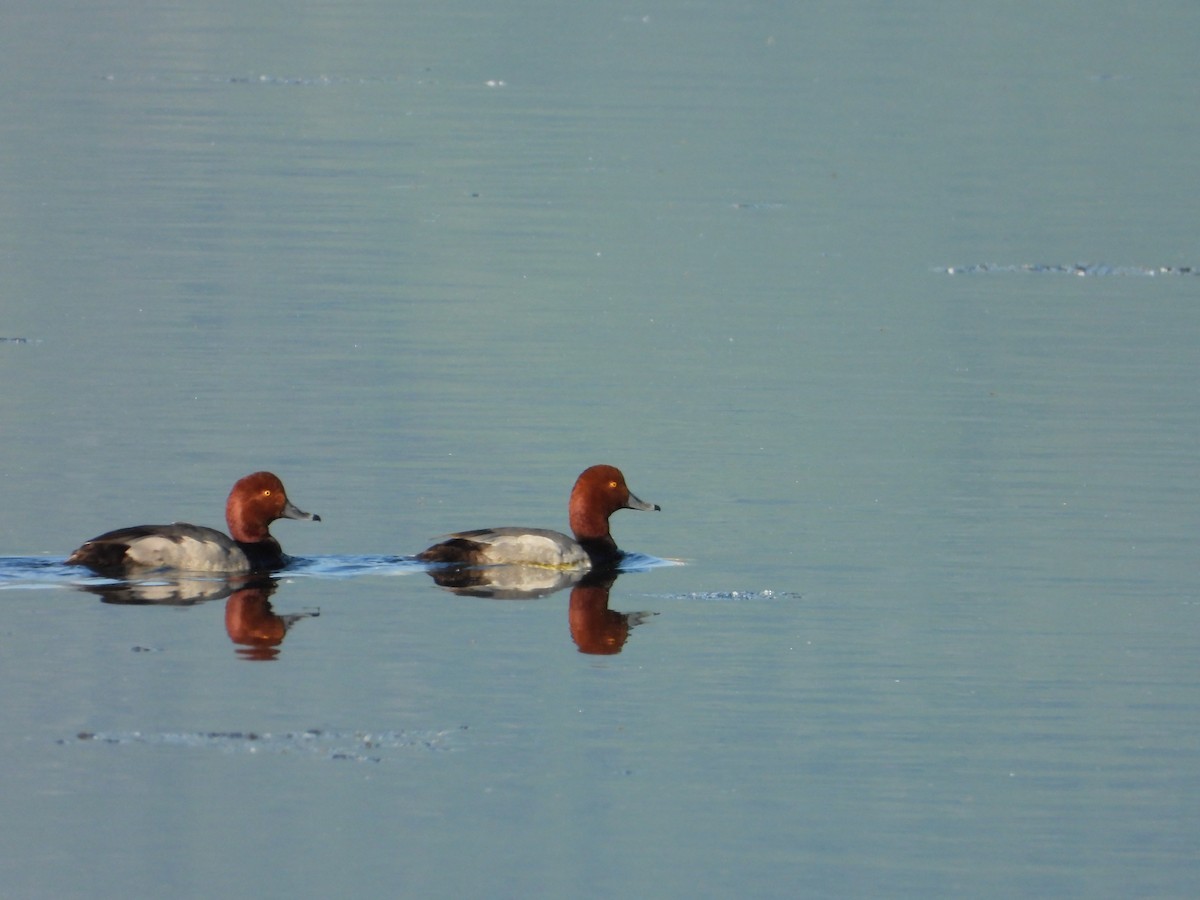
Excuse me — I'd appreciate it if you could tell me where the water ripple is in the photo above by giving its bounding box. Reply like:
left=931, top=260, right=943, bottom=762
left=65, top=726, right=468, bottom=763
left=652, top=590, right=799, bottom=602
left=939, top=262, right=1198, bottom=277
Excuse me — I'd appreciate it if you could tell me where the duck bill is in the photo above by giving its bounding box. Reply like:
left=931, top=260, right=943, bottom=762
left=625, top=491, right=660, bottom=512
left=282, top=499, right=321, bottom=522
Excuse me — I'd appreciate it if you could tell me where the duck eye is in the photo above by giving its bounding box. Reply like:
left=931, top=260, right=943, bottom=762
left=609, top=481, right=619, bottom=489
left=263, top=490, right=272, bottom=497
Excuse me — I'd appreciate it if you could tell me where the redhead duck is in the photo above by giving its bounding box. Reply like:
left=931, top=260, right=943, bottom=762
left=417, top=464, right=659, bottom=569
left=67, top=471, right=319, bottom=576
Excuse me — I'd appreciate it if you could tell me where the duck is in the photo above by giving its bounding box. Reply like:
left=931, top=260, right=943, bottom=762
left=417, top=464, right=658, bottom=569
left=67, top=471, right=319, bottom=576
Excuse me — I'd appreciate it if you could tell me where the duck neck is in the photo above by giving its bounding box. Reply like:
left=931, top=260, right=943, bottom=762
left=227, top=506, right=270, bottom=543
left=569, top=496, right=614, bottom=546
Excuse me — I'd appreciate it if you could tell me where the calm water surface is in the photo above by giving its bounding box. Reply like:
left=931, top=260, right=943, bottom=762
left=2, top=2, right=1199, bottom=897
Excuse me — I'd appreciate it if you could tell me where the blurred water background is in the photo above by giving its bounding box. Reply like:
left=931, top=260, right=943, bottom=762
left=2, top=2, right=1198, bottom=897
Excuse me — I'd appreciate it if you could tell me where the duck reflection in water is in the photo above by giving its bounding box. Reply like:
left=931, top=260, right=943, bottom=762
left=78, top=575, right=244, bottom=606
left=424, top=565, right=656, bottom=655
left=224, top=578, right=319, bottom=661
left=75, top=575, right=318, bottom=660
left=424, top=562, right=583, bottom=599
left=567, top=572, right=656, bottom=656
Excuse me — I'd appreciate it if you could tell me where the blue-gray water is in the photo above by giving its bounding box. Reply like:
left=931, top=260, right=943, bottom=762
left=2, top=2, right=1199, bottom=897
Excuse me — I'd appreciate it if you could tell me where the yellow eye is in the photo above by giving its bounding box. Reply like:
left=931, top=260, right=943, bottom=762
left=263, top=490, right=272, bottom=497
left=609, top=481, right=618, bottom=489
